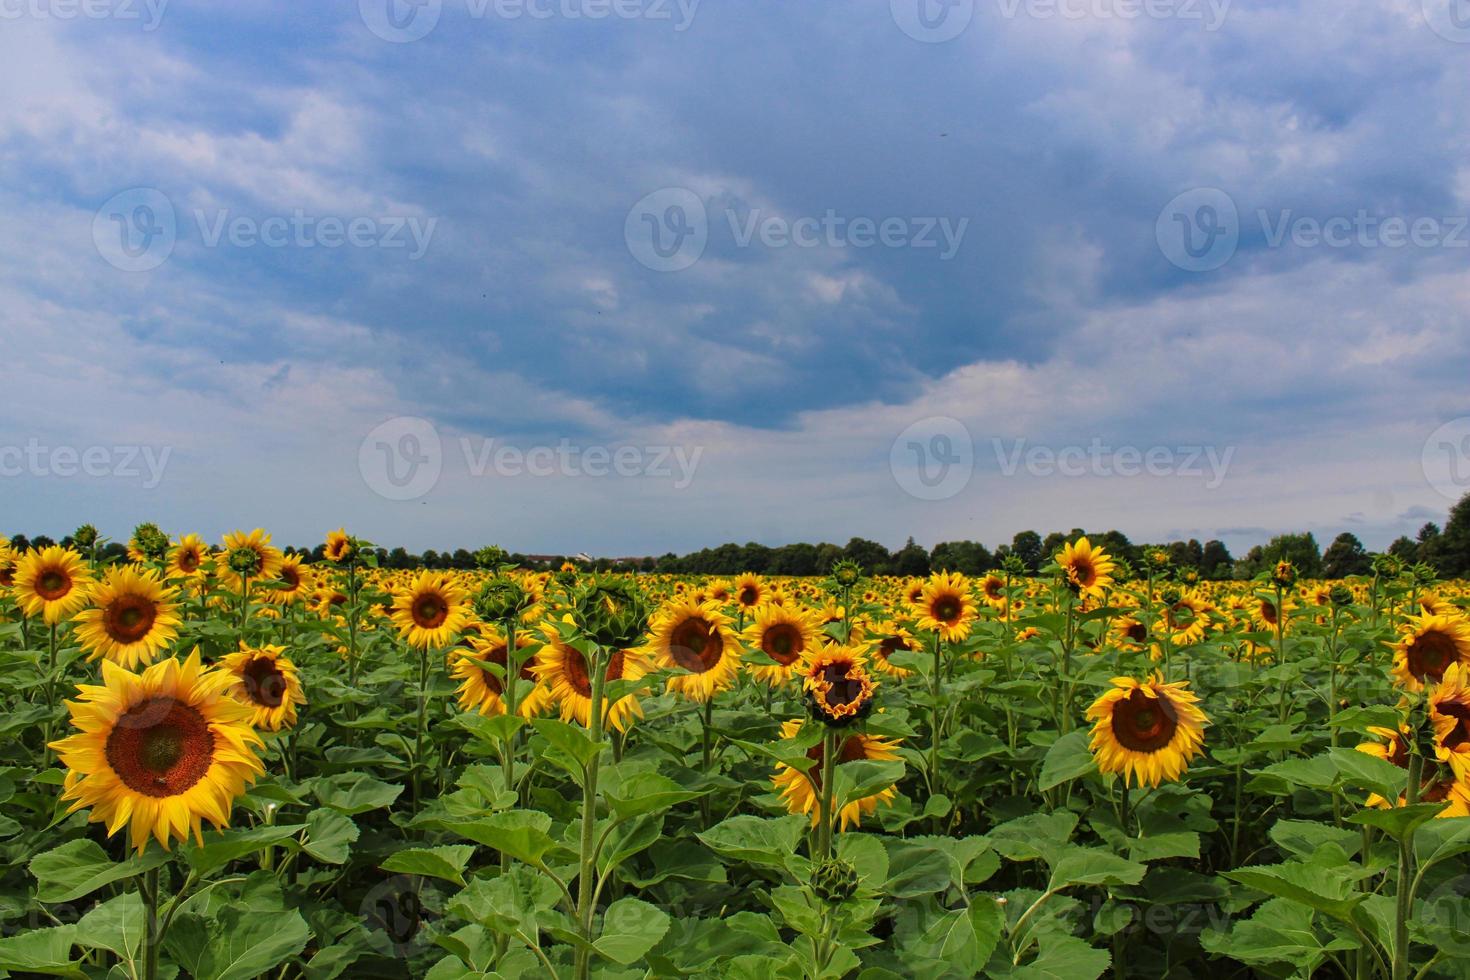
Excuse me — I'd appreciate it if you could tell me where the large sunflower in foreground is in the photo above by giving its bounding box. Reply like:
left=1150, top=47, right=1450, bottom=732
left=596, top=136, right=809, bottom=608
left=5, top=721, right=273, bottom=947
left=648, top=600, right=740, bottom=702
left=218, top=529, right=283, bottom=592
left=391, top=572, right=471, bottom=649
left=771, top=718, right=900, bottom=830
left=452, top=631, right=552, bottom=718
left=1058, top=537, right=1115, bottom=599
left=1430, top=661, right=1470, bottom=779
left=73, top=565, right=182, bottom=669
left=49, top=651, right=265, bottom=853
left=1391, top=613, right=1470, bottom=691
left=741, top=604, right=819, bottom=686
left=1086, top=674, right=1209, bottom=788
left=13, top=546, right=95, bottom=624
left=220, top=644, right=307, bottom=731
left=915, top=572, right=977, bottom=643
left=533, top=636, right=650, bottom=732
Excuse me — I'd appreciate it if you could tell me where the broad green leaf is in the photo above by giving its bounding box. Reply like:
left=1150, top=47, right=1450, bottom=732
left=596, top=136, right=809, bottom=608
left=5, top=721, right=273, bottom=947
left=183, top=823, right=307, bottom=875
left=382, top=844, right=476, bottom=885
left=1046, top=846, right=1146, bottom=890
left=303, top=809, right=359, bottom=865
left=29, top=839, right=169, bottom=904
left=1223, top=863, right=1366, bottom=920
left=0, top=925, right=82, bottom=977
left=438, top=810, right=558, bottom=865
left=165, top=907, right=311, bottom=980
left=699, top=815, right=809, bottom=870
left=1348, top=803, right=1448, bottom=841
left=313, top=773, right=403, bottom=815
left=532, top=718, right=603, bottom=768
left=603, top=769, right=706, bottom=819
left=74, top=891, right=144, bottom=965
left=593, top=897, right=670, bottom=965
left=1038, top=731, right=1096, bottom=791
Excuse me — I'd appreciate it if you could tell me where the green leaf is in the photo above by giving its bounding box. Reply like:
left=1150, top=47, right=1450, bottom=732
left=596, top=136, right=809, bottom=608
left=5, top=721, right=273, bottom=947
left=592, top=897, right=670, bottom=965
left=453, top=711, right=526, bottom=747
left=1329, top=748, right=1409, bottom=802
left=832, top=759, right=906, bottom=812
left=1223, top=863, right=1366, bottom=920
left=532, top=718, right=603, bottom=768
left=1011, top=933, right=1110, bottom=980
left=313, top=773, right=403, bottom=815
left=1415, top=815, right=1470, bottom=869
left=1125, top=832, right=1200, bottom=862
left=382, top=845, right=476, bottom=885
left=969, top=895, right=1005, bottom=968
left=603, top=769, right=706, bottom=819
left=303, top=809, right=359, bottom=865
left=165, top=907, right=311, bottom=980
left=74, top=891, right=144, bottom=965
left=1038, top=731, right=1096, bottom=791
left=1348, top=803, right=1448, bottom=841
left=437, top=810, right=558, bottom=865
left=1046, top=846, right=1146, bottom=889
left=29, top=839, right=169, bottom=904
left=183, top=823, right=307, bottom=875
left=1269, top=820, right=1362, bottom=861
left=699, top=815, right=809, bottom=870
left=0, top=925, right=82, bottom=978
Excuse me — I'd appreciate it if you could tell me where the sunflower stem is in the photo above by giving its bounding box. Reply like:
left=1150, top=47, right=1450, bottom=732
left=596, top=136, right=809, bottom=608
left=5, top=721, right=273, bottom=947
left=1392, top=742, right=1424, bottom=980
left=815, top=727, right=838, bottom=861
left=141, top=864, right=161, bottom=980
left=700, top=696, right=714, bottom=826
left=412, top=642, right=431, bottom=809
left=574, top=642, right=608, bottom=980
left=928, top=634, right=943, bottom=804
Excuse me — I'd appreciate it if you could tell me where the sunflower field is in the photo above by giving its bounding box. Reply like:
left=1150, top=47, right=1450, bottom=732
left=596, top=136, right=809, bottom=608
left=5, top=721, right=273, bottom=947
left=0, top=527, right=1468, bottom=979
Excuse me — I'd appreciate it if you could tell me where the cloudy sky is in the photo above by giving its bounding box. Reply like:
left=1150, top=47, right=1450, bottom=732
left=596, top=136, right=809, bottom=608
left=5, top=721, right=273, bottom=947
left=2, top=0, right=1468, bottom=556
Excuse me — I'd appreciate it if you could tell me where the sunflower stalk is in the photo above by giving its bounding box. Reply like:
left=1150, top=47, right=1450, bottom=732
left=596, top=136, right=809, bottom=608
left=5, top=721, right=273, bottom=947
left=815, top=727, right=838, bottom=861
left=1392, top=722, right=1425, bottom=980
left=574, top=641, right=609, bottom=980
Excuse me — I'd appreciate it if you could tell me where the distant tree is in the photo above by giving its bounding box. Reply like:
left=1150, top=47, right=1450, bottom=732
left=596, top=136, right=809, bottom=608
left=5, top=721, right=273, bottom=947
left=1322, top=532, right=1371, bottom=578
left=451, top=548, right=475, bottom=569
left=889, top=537, right=931, bottom=577
left=1200, top=540, right=1234, bottom=579
left=1387, top=536, right=1418, bottom=562
left=769, top=543, right=820, bottom=576
left=930, top=540, right=993, bottom=576
left=1168, top=539, right=1204, bottom=570
left=1011, top=531, right=1043, bottom=573
left=741, top=543, right=773, bottom=574
left=8, top=534, right=29, bottom=552
left=387, top=547, right=412, bottom=569
left=1098, top=530, right=1139, bottom=568
left=843, top=538, right=890, bottom=573
left=1440, top=493, right=1470, bottom=577
left=1416, top=523, right=1444, bottom=571
left=31, top=535, right=55, bottom=550
left=1261, top=533, right=1323, bottom=578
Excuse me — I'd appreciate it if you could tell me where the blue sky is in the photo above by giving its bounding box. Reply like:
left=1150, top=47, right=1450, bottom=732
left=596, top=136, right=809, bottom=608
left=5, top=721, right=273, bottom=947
left=2, top=0, right=1468, bottom=556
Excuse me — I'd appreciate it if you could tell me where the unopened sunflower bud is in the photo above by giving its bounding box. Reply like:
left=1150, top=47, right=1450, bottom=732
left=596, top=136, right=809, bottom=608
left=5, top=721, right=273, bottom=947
left=810, top=857, right=859, bottom=904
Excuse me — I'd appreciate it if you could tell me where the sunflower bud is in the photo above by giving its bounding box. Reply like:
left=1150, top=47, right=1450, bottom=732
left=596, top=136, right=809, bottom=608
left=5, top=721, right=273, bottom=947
left=130, top=522, right=169, bottom=563
left=574, top=578, right=649, bottom=650
left=1373, top=554, right=1404, bottom=577
left=1147, top=549, right=1171, bottom=570
left=1411, top=562, right=1439, bottom=586
left=1179, top=567, right=1200, bottom=586
left=72, top=524, right=99, bottom=550
left=1329, top=585, right=1354, bottom=608
left=1001, top=555, right=1027, bottom=577
left=810, top=857, right=859, bottom=904
left=831, top=559, right=862, bottom=589
left=1272, top=561, right=1298, bottom=589
left=474, top=545, right=508, bottom=570
left=1161, top=588, right=1182, bottom=607
left=475, top=577, right=532, bottom=623
left=227, top=547, right=261, bottom=576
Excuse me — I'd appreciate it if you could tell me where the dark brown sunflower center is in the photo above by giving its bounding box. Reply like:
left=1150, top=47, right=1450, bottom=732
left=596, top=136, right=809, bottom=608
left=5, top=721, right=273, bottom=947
left=241, top=657, right=287, bottom=707
left=761, top=623, right=804, bottom=665
left=1111, top=689, right=1179, bottom=753
left=1410, top=630, right=1459, bottom=680
left=1437, top=701, right=1470, bottom=751
left=105, top=697, right=215, bottom=797
left=1125, top=621, right=1148, bottom=643
left=103, top=595, right=158, bottom=644
left=563, top=648, right=626, bottom=697
left=281, top=566, right=300, bottom=588
left=738, top=586, right=759, bottom=606
left=178, top=550, right=200, bottom=572
left=1259, top=601, right=1278, bottom=625
left=930, top=595, right=961, bottom=623
left=820, top=662, right=864, bottom=707
left=413, top=594, right=449, bottom=629
left=37, top=569, right=71, bottom=600
left=670, top=617, right=724, bottom=673
left=0, top=565, right=14, bottom=587
left=1069, top=559, right=1096, bottom=587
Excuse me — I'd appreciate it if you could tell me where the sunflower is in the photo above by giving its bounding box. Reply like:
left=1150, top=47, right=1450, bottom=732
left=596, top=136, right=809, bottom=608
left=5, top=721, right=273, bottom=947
left=1429, top=661, right=1470, bottom=779
left=167, top=534, right=210, bottom=579
left=771, top=718, right=899, bottom=830
left=1391, top=614, right=1470, bottom=691
left=324, top=528, right=356, bottom=564
left=867, top=620, right=917, bottom=678
left=1086, top=674, right=1209, bottom=788
left=1251, top=595, right=1294, bottom=636
left=733, top=573, right=766, bottom=610
left=220, top=643, right=307, bottom=731
left=13, top=546, right=95, bottom=624
left=1112, top=614, right=1150, bottom=652
left=452, top=631, right=552, bottom=718
left=0, top=543, right=17, bottom=590
left=903, top=579, right=926, bottom=607
left=648, top=600, right=740, bottom=702
left=706, top=579, right=733, bottom=604
left=73, top=566, right=182, bottom=669
left=265, top=554, right=312, bottom=606
left=915, top=572, right=977, bottom=643
left=1154, top=592, right=1210, bottom=648
left=801, top=645, right=878, bottom=725
left=532, top=636, right=650, bottom=732
left=742, top=604, right=820, bottom=686
left=1058, top=537, right=1116, bottom=598
left=49, top=651, right=265, bottom=853
left=1355, top=725, right=1466, bottom=810
left=218, top=529, right=283, bottom=592
left=977, top=573, right=1006, bottom=607
left=391, top=572, right=471, bottom=649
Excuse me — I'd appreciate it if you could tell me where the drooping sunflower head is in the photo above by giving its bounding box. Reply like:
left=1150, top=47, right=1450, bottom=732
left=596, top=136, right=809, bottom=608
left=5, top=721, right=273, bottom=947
left=127, top=522, right=170, bottom=565
left=220, top=643, right=307, bottom=731
left=13, top=546, right=95, bottom=624
left=1085, top=674, right=1209, bottom=788
left=648, top=600, right=739, bottom=702
left=1058, top=537, right=1116, bottom=597
left=1392, top=613, right=1470, bottom=692
left=741, top=603, right=819, bottom=686
left=916, top=571, right=976, bottom=643
left=73, top=565, right=182, bottom=669
left=218, top=528, right=283, bottom=591
left=452, top=631, right=551, bottom=719
left=323, top=528, right=357, bottom=564
left=801, top=645, right=877, bottom=726
left=391, top=572, right=471, bottom=649
left=771, top=718, right=900, bottom=830
left=734, top=573, right=766, bottom=609
left=49, top=651, right=265, bottom=853
left=532, top=635, right=650, bottom=733
left=167, top=534, right=210, bottom=579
